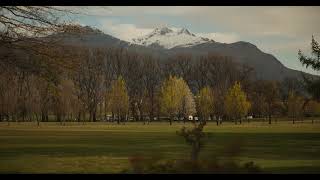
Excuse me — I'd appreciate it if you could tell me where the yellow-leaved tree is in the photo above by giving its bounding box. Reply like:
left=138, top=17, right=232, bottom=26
left=160, top=76, right=195, bottom=125
left=196, top=86, right=215, bottom=124
left=224, top=82, right=251, bottom=124
left=109, top=76, right=129, bottom=124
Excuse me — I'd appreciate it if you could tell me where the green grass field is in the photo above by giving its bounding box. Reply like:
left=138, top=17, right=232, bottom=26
left=0, top=120, right=320, bottom=173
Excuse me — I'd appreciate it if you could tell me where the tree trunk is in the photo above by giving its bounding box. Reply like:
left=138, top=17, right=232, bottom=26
left=138, top=103, right=144, bottom=124
left=89, top=111, right=92, bottom=122
left=41, top=112, right=45, bottom=122
left=268, top=114, right=271, bottom=124
left=35, top=113, right=39, bottom=126
left=7, top=114, right=10, bottom=126
left=157, top=108, right=160, bottom=123
left=57, top=114, right=60, bottom=123
left=131, top=104, right=137, bottom=122
left=150, top=110, right=154, bottom=124
left=293, top=117, right=295, bottom=124
left=169, top=115, right=173, bottom=126
left=214, top=116, right=218, bottom=126
left=77, top=112, right=81, bottom=123
left=92, top=110, right=96, bottom=122
left=99, top=102, right=102, bottom=121
left=104, top=94, right=108, bottom=121
left=135, top=112, right=139, bottom=122
left=132, top=109, right=137, bottom=122
left=150, top=93, right=155, bottom=124
left=191, top=142, right=200, bottom=161
left=11, top=113, right=15, bottom=122
left=82, top=112, right=85, bottom=125
left=22, top=113, right=25, bottom=122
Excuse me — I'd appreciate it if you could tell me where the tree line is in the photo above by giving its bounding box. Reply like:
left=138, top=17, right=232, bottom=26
left=1, top=44, right=319, bottom=125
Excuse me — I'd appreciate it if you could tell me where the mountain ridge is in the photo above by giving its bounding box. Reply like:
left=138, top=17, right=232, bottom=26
left=6, top=25, right=315, bottom=81
left=132, top=26, right=214, bottom=49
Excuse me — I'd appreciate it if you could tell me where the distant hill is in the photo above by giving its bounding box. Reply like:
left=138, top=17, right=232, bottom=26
left=2, top=25, right=316, bottom=81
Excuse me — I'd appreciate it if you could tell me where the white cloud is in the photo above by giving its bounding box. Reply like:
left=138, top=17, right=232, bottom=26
left=98, top=20, right=240, bottom=44
left=96, top=6, right=320, bottom=38
left=99, top=20, right=153, bottom=42
left=58, top=6, right=112, bottom=17
left=70, top=6, right=320, bottom=40
left=99, top=6, right=197, bottom=17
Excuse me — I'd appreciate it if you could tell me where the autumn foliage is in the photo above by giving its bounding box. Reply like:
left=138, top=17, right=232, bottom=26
left=224, top=82, right=251, bottom=124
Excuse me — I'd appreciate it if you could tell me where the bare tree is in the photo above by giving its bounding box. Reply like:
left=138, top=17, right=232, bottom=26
left=0, top=68, right=19, bottom=124
left=165, top=53, right=194, bottom=87
left=257, top=80, right=280, bottom=124
left=109, top=76, right=129, bottom=124
left=73, top=48, right=105, bottom=122
left=141, top=55, right=162, bottom=123
left=0, top=6, right=83, bottom=72
left=123, top=51, right=145, bottom=122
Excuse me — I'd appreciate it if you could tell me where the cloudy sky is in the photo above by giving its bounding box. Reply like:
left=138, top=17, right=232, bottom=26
left=66, top=6, right=320, bottom=75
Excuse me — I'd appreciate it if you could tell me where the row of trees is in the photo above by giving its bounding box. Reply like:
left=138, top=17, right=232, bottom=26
left=1, top=43, right=319, bottom=125
left=0, top=45, right=250, bottom=124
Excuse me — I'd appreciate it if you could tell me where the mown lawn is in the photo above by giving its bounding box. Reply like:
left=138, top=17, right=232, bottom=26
left=0, top=120, right=320, bottom=173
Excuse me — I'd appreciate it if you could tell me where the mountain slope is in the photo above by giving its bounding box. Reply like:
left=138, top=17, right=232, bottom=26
left=3, top=25, right=314, bottom=82
left=128, top=26, right=313, bottom=80
left=166, top=41, right=301, bottom=80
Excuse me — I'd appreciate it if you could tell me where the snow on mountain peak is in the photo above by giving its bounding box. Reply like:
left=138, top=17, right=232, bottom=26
left=132, top=27, right=214, bottom=49
left=177, top=28, right=193, bottom=36
left=152, top=26, right=173, bottom=35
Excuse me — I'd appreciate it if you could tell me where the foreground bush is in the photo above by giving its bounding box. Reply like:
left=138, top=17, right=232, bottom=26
left=124, top=155, right=261, bottom=174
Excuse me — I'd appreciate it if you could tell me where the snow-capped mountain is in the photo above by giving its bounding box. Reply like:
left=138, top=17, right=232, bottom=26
left=132, top=26, right=214, bottom=49
left=17, top=25, right=313, bottom=81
